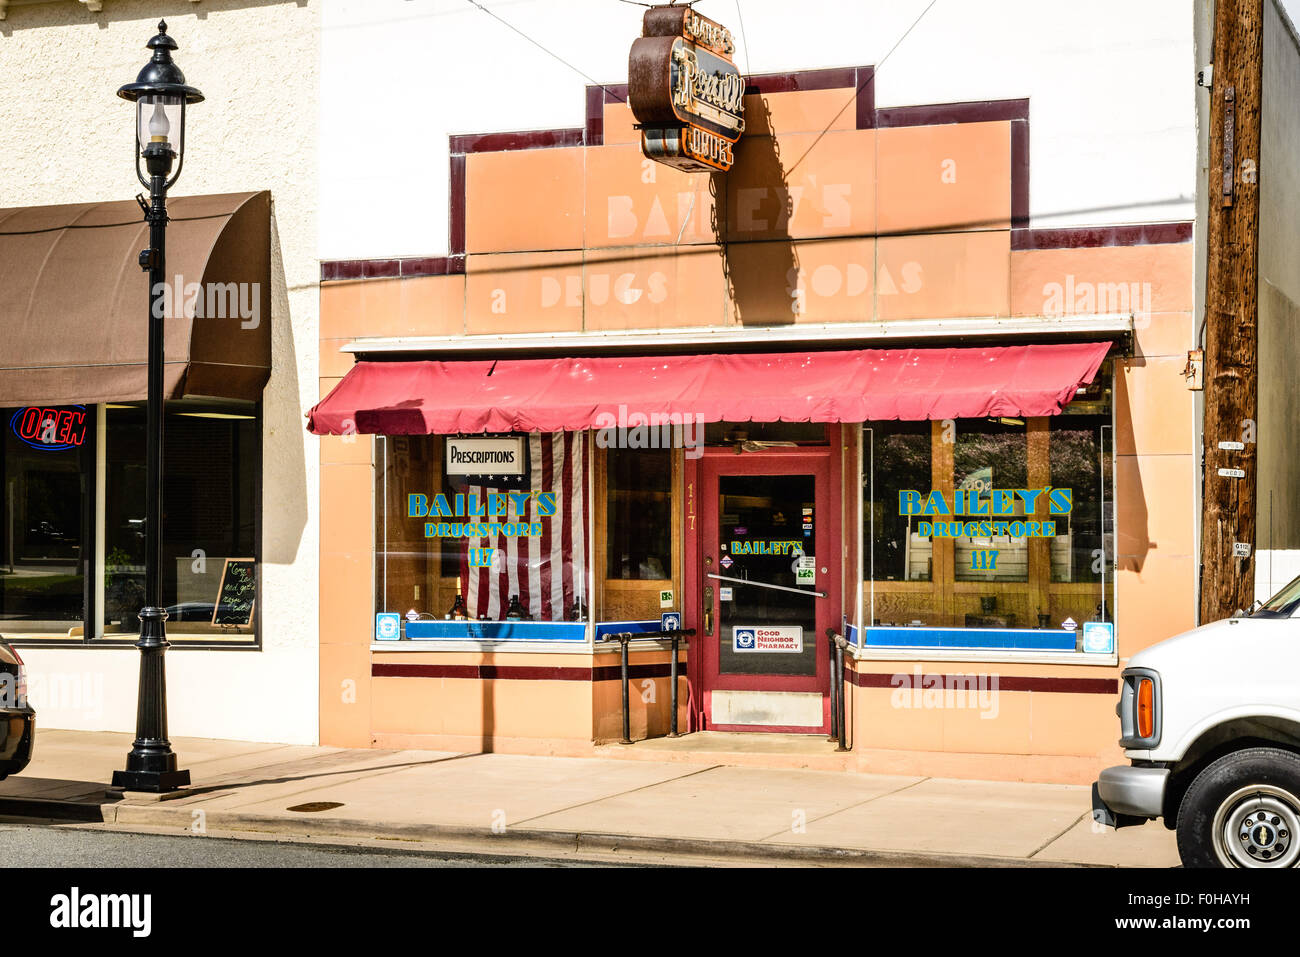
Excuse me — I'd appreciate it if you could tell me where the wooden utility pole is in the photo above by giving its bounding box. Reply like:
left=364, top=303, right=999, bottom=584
left=1200, top=0, right=1264, bottom=622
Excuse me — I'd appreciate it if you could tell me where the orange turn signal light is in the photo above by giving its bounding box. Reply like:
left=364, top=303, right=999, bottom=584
left=1137, top=677, right=1155, bottom=738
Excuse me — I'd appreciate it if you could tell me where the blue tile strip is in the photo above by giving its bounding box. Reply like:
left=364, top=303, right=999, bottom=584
left=864, top=626, right=1077, bottom=651
left=402, top=620, right=587, bottom=641
left=593, top=621, right=661, bottom=640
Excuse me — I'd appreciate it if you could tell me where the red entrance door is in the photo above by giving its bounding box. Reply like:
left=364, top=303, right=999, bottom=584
left=695, top=447, right=840, bottom=733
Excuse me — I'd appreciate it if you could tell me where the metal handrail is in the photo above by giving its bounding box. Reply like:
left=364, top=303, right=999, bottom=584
left=599, top=628, right=695, bottom=744
left=825, top=628, right=850, bottom=752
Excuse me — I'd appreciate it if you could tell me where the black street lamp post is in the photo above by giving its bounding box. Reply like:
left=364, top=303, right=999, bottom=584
left=111, top=21, right=203, bottom=793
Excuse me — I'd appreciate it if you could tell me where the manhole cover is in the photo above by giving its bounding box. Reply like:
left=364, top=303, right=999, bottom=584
left=286, top=801, right=345, bottom=813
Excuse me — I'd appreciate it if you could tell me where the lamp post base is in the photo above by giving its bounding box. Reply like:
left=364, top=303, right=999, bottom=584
left=112, top=605, right=189, bottom=793
left=111, top=768, right=191, bottom=793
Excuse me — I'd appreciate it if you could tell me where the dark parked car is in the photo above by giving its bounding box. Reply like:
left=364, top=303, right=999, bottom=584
left=0, top=641, right=35, bottom=780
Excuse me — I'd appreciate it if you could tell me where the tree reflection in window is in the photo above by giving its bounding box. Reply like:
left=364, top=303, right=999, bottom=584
left=1050, top=416, right=1109, bottom=584
left=866, top=423, right=931, bottom=581
left=954, top=420, right=1029, bottom=583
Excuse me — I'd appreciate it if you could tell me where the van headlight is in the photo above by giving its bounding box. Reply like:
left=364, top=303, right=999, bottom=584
left=1118, top=668, right=1161, bottom=748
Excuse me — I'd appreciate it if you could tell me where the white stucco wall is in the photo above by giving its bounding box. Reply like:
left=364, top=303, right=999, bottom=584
left=0, top=0, right=321, bottom=744
left=319, top=0, right=1197, bottom=260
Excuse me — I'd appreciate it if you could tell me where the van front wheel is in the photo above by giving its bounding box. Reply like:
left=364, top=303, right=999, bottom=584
left=1177, top=747, right=1300, bottom=868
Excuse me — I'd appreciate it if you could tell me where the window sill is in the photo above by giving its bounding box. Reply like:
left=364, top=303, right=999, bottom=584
left=371, top=637, right=691, bottom=654
left=372, top=639, right=594, bottom=654
left=5, top=634, right=259, bottom=650
left=850, top=646, right=1118, bottom=667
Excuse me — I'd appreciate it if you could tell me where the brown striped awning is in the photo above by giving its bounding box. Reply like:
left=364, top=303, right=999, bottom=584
left=0, top=190, right=271, bottom=405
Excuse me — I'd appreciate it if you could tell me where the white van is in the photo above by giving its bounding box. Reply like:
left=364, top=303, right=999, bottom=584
left=1093, top=576, right=1300, bottom=867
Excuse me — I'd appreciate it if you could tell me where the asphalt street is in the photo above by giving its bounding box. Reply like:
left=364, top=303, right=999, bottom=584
left=0, top=821, right=607, bottom=868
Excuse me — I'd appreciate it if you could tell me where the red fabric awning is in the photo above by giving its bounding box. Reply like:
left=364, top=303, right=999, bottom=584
left=307, top=343, right=1111, bottom=435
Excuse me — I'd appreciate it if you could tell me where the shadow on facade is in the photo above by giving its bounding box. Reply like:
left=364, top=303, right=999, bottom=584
left=714, top=95, right=801, bottom=327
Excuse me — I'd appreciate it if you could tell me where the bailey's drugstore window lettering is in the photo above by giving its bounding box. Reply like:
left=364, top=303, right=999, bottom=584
left=376, top=433, right=589, bottom=626
left=864, top=408, right=1113, bottom=635
left=901, top=486, right=1072, bottom=582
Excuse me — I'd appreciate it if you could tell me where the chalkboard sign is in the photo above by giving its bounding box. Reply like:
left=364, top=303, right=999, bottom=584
left=212, top=558, right=256, bottom=627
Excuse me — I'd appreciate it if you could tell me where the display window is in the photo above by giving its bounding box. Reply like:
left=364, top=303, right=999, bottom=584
left=597, top=446, right=678, bottom=624
left=1, top=401, right=261, bottom=644
left=862, top=374, right=1114, bottom=644
left=375, top=432, right=591, bottom=635
left=0, top=406, right=92, bottom=633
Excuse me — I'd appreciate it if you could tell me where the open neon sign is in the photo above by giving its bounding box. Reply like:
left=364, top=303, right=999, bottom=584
left=9, top=406, right=88, bottom=451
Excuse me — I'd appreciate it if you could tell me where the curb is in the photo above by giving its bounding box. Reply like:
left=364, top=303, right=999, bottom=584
left=0, top=795, right=1097, bottom=868
left=0, top=796, right=114, bottom=823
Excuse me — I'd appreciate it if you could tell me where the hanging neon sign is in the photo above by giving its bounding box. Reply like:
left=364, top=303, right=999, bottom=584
left=9, top=406, right=88, bottom=452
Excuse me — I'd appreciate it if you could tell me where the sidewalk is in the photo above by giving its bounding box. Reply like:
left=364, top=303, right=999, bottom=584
left=0, top=730, right=1181, bottom=867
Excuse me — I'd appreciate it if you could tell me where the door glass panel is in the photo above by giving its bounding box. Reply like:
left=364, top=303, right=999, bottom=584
left=717, top=474, right=817, bottom=677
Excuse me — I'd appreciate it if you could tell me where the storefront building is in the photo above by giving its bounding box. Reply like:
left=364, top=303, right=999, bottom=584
left=312, top=1, right=1210, bottom=783
left=11, top=0, right=1300, bottom=785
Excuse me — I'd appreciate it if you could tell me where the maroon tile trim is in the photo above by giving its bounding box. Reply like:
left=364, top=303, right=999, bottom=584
left=481, top=665, right=590, bottom=681
left=586, top=85, right=607, bottom=146
left=850, top=670, right=1118, bottom=695
left=855, top=67, right=876, bottom=131
left=335, top=259, right=401, bottom=280
left=372, top=661, right=682, bottom=682
left=1012, top=221, right=1195, bottom=251
left=592, top=662, right=680, bottom=682
left=876, top=97, right=1029, bottom=128
left=745, top=65, right=860, bottom=95
left=321, top=260, right=364, bottom=282
left=374, top=663, right=483, bottom=680
left=448, top=153, right=466, bottom=257
left=449, top=128, right=586, bottom=155
left=1011, top=117, right=1030, bottom=230
left=374, top=662, right=591, bottom=681
left=400, top=256, right=465, bottom=278
left=321, top=256, right=465, bottom=282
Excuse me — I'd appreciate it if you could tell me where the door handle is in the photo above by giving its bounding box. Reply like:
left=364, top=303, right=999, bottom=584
left=703, top=586, right=714, bottom=636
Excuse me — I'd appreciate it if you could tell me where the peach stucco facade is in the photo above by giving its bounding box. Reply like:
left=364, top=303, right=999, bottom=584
left=317, top=74, right=1196, bottom=784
